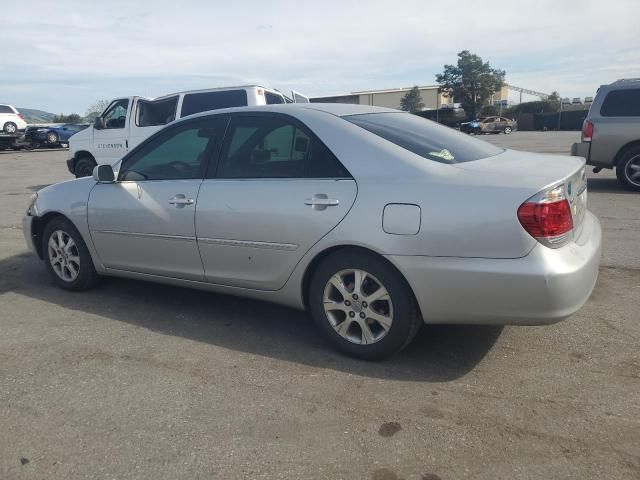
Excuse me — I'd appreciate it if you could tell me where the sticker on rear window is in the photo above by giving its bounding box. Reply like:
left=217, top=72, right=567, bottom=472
left=429, top=149, right=454, bottom=161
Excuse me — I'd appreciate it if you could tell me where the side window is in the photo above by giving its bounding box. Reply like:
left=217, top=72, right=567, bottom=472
left=216, top=115, right=350, bottom=179
left=103, top=99, right=129, bottom=129
left=136, top=96, right=178, bottom=127
left=600, top=89, right=640, bottom=117
left=119, top=118, right=227, bottom=181
left=0, top=105, right=13, bottom=113
left=180, top=90, right=248, bottom=117
left=264, top=91, right=285, bottom=104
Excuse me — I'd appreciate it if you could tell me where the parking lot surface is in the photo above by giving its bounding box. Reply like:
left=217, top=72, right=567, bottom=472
left=1, top=132, right=639, bottom=480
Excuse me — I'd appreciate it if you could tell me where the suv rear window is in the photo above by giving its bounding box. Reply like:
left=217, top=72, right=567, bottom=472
left=600, top=89, right=640, bottom=117
left=345, top=112, right=503, bottom=163
left=181, top=90, right=248, bottom=117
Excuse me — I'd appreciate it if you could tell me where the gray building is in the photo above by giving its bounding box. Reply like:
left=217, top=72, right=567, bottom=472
left=311, top=85, right=450, bottom=110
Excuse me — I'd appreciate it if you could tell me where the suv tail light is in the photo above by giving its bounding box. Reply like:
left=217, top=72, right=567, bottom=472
left=18, top=113, right=25, bottom=120
left=517, top=185, right=573, bottom=248
left=582, top=120, right=593, bottom=142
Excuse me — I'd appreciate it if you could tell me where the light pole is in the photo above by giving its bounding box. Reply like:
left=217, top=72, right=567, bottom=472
left=558, top=98, right=563, bottom=131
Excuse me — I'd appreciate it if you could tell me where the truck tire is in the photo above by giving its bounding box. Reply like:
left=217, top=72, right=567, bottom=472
left=74, top=156, right=96, bottom=178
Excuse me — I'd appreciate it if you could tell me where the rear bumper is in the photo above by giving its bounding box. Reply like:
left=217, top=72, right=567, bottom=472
left=571, top=141, right=590, bottom=160
left=388, top=211, right=602, bottom=325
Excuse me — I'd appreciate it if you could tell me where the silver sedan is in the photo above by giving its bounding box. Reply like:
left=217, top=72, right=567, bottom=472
left=23, top=104, right=602, bottom=359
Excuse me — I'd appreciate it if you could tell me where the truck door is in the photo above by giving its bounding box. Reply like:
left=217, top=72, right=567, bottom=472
left=92, top=97, right=131, bottom=164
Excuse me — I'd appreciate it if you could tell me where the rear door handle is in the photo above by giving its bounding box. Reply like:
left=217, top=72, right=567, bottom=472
left=304, top=194, right=339, bottom=211
left=168, top=194, right=195, bottom=208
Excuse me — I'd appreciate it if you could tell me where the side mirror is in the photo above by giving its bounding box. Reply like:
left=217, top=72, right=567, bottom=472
left=93, top=117, right=105, bottom=130
left=92, top=164, right=115, bottom=183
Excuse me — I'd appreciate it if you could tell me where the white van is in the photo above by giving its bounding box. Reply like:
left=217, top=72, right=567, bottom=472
left=67, top=85, right=309, bottom=177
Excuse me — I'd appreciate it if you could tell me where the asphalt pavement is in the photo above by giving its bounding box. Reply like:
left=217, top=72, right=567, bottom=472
left=0, top=134, right=638, bottom=480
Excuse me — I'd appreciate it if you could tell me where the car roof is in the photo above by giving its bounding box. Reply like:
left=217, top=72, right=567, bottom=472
left=154, top=84, right=284, bottom=101
left=177, top=102, right=399, bottom=123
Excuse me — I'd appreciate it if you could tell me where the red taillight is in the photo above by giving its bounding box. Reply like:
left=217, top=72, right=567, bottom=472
left=518, top=199, right=573, bottom=242
left=18, top=114, right=25, bottom=120
left=582, top=120, right=593, bottom=142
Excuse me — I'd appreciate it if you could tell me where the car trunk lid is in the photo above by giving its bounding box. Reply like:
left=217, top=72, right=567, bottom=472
left=453, top=148, right=588, bottom=241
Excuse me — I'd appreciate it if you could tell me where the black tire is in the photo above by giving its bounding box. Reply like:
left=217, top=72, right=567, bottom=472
left=46, top=132, right=58, bottom=144
left=42, top=216, right=99, bottom=291
left=74, top=156, right=96, bottom=178
left=616, top=146, right=640, bottom=192
left=3, top=122, right=17, bottom=134
left=308, top=249, right=422, bottom=360
left=504, top=126, right=513, bottom=134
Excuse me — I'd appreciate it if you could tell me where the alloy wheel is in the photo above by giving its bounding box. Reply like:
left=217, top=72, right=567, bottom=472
left=322, top=269, right=394, bottom=345
left=624, top=154, right=640, bottom=187
left=48, top=230, right=81, bottom=282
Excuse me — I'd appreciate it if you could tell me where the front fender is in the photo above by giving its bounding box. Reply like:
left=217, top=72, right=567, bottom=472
left=32, top=178, right=105, bottom=272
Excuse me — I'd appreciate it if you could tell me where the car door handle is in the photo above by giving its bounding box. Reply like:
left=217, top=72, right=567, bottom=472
left=168, top=194, right=195, bottom=208
left=304, top=194, right=339, bottom=211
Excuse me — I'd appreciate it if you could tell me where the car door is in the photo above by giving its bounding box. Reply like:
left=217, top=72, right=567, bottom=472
left=196, top=112, right=357, bottom=290
left=92, top=98, right=131, bottom=163
left=481, top=117, right=496, bottom=133
left=88, top=116, right=228, bottom=280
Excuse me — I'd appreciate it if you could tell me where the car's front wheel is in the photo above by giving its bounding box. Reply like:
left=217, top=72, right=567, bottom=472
left=42, top=217, right=99, bottom=290
left=309, top=249, right=422, bottom=360
left=46, top=132, right=59, bottom=145
left=616, top=146, right=640, bottom=192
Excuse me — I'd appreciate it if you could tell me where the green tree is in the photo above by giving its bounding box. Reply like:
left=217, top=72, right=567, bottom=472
left=52, top=113, right=82, bottom=123
left=546, top=91, right=561, bottom=111
left=436, top=51, right=505, bottom=119
left=480, top=105, right=499, bottom=117
left=84, top=100, right=111, bottom=122
left=400, top=86, right=425, bottom=113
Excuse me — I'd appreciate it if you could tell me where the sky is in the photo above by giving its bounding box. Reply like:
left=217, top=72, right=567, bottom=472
left=1, top=0, right=639, bottom=114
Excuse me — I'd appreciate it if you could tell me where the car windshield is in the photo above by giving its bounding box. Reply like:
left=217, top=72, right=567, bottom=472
left=345, top=112, right=504, bottom=163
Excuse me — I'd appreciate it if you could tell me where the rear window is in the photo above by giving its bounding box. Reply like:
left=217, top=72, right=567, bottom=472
left=345, top=112, right=503, bottom=163
left=0, top=105, right=14, bottom=113
left=180, top=90, right=248, bottom=117
left=600, top=89, right=640, bottom=117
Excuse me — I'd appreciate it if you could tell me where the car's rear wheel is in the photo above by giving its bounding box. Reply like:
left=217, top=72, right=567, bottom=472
left=46, top=132, right=58, bottom=144
left=42, top=217, right=99, bottom=291
left=3, top=122, right=17, bottom=134
left=616, top=146, right=640, bottom=192
left=504, top=126, right=513, bottom=134
left=74, top=156, right=96, bottom=178
left=309, top=249, right=422, bottom=360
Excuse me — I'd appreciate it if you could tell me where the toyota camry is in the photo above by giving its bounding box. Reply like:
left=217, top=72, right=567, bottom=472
left=23, top=103, right=601, bottom=359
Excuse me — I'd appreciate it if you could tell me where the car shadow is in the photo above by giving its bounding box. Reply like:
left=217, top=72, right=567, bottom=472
left=1, top=252, right=503, bottom=382
left=587, top=176, right=632, bottom=194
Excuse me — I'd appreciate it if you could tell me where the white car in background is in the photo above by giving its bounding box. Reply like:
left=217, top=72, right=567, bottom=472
left=0, top=104, right=28, bottom=134
left=67, top=85, right=309, bottom=177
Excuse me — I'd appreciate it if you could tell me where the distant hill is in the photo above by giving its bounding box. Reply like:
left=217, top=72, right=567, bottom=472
left=17, top=108, right=56, bottom=124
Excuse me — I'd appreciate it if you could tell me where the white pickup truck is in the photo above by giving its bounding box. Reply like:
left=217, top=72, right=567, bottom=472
left=67, top=85, right=308, bottom=177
